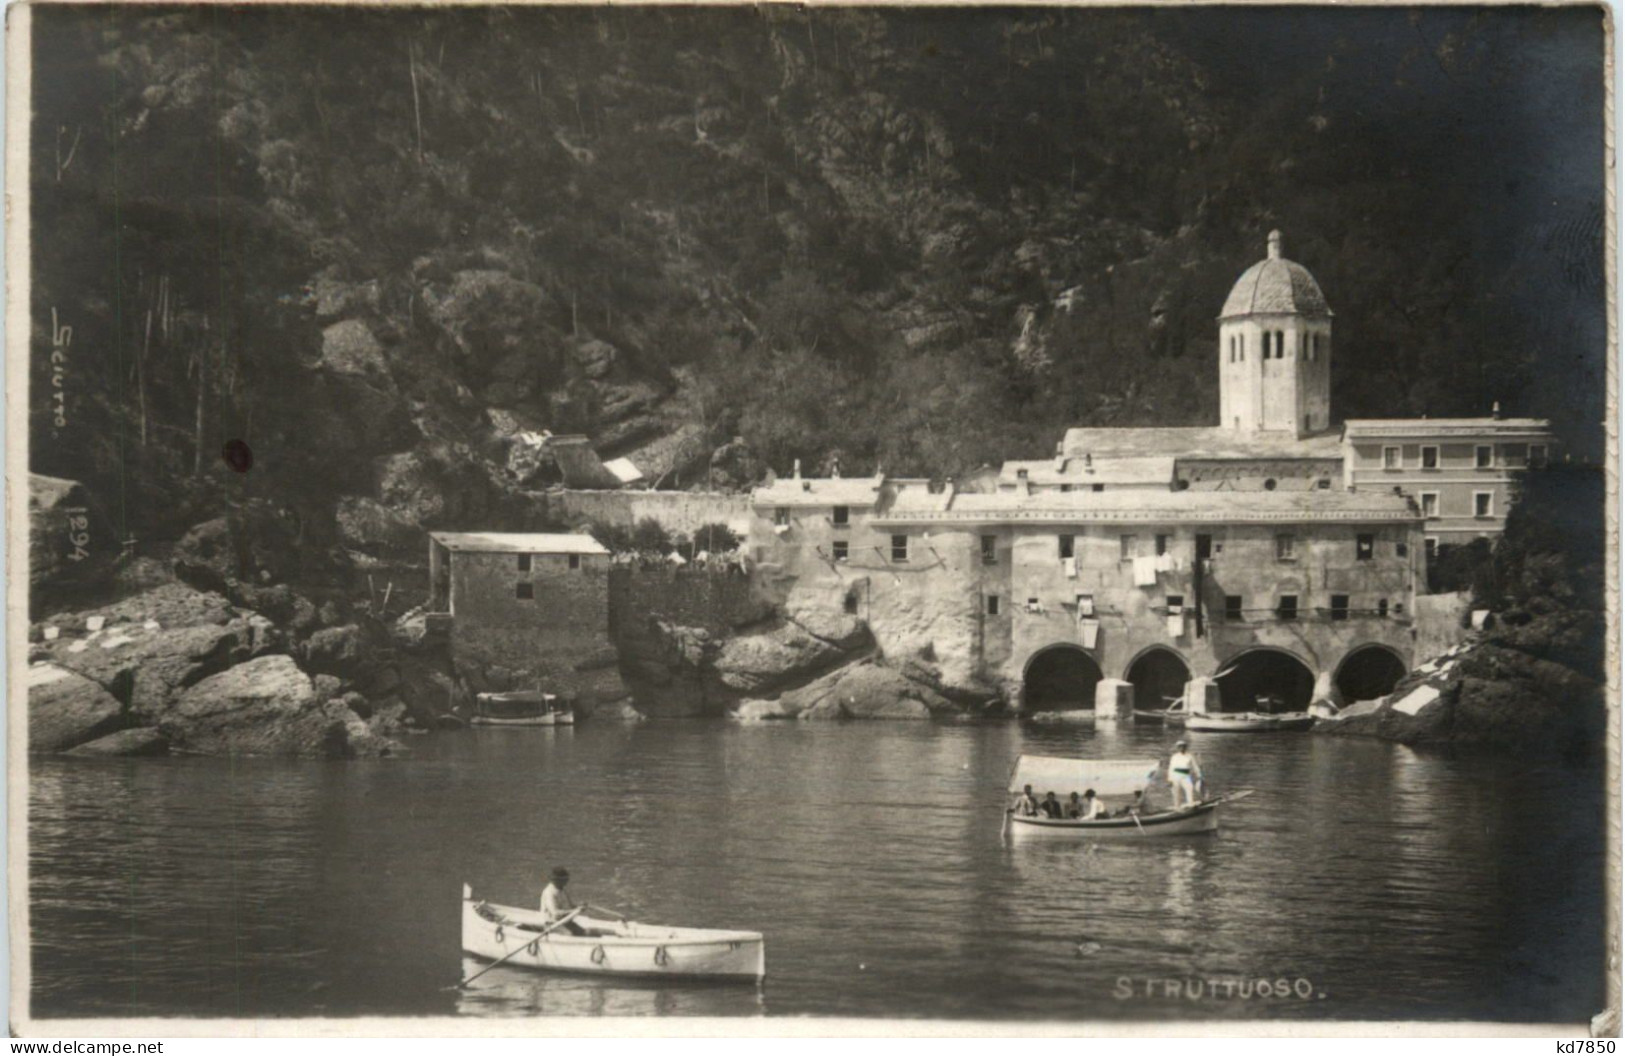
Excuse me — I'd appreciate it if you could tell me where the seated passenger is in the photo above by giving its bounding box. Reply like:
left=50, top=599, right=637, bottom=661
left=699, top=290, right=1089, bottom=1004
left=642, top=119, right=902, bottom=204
left=1113, top=790, right=1147, bottom=817
left=1015, top=784, right=1040, bottom=817
left=1066, top=792, right=1085, bottom=819
left=1081, top=789, right=1107, bottom=820
left=1041, top=792, right=1064, bottom=819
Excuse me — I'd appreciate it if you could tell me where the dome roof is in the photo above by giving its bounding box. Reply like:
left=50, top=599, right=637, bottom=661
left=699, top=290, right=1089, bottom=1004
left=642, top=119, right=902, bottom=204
left=1219, top=231, right=1331, bottom=320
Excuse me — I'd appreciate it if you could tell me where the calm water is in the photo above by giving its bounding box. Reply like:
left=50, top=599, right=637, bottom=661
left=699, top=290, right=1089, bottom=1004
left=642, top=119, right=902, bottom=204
left=29, top=721, right=1604, bottom=1022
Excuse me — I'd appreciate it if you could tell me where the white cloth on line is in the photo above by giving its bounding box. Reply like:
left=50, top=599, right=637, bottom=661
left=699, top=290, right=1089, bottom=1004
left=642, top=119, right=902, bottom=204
left=1079, top=619, right=1100, bottom=649
left=1132, top=556, right=1158, bottom=586
left=1154, top=552, right=1175, bottom=573
left=1063, top=556, right=1077, bottom=579
left=1166, top=613, right=1183, bottom=637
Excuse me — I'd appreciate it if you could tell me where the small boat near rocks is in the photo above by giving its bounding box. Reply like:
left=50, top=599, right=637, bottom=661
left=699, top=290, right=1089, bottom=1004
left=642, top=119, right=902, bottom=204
left=1183, top=710, right=1315, bottom=733
left=460, top=888, right=765, bottom=982
left=471, top=690, right=573, bottom=727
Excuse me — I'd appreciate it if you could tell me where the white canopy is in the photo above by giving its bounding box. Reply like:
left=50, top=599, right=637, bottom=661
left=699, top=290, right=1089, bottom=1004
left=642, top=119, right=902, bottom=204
left=1007, top=755, right=1161, bottom=797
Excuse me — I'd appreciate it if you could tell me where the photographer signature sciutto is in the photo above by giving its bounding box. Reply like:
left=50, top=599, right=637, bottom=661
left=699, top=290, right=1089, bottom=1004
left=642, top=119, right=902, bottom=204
left=1114, top=976, right=1324, bottom=1001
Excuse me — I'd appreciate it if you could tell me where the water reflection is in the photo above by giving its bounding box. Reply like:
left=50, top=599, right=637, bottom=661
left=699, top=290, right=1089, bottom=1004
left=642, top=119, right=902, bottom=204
left=29, top=722, right=1604, bottom=1021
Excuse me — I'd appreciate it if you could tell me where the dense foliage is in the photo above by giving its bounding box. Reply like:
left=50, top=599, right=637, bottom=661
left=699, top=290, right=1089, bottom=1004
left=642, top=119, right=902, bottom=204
left=30, top=6, right=1605, bottom=560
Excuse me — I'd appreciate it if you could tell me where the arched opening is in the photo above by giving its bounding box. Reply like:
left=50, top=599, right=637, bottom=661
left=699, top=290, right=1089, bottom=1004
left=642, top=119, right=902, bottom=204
left=1214, top=649, right=1315, bottom=712
left=1125, top=647, right=1191, bottom=714
left=1023, top=645, right=1103, bottom=711
left=1335, top=646, right=1408, bottom=704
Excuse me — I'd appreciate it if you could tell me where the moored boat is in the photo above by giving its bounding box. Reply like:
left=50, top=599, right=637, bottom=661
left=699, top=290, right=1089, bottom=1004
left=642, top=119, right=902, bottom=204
left=1183, top=711, right=1315, bottom=732
left=460, top=889, right=765, bottom=981
left=472, top=690, right=574, bottom=727
left=1009, top=800, right=1222, bottom=839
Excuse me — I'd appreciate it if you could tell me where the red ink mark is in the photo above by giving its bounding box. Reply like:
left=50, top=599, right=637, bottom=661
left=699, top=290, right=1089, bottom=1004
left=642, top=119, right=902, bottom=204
left=222, top=439, right=253, bottom=473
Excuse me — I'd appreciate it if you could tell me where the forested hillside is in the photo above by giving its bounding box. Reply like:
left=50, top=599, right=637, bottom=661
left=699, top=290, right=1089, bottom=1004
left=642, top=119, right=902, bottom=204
left=29, top=5, right=1605, bottom=583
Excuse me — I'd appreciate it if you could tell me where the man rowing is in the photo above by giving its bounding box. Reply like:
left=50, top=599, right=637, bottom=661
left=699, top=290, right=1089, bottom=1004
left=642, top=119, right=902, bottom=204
left=540, top=866, right=588, bottom=935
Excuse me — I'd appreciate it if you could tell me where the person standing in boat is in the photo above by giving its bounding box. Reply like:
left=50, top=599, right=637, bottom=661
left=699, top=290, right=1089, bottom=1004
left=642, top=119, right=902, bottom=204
left=541, top=867, right=588, bottom=935
left=1167, top=740, right=1203, bottom=808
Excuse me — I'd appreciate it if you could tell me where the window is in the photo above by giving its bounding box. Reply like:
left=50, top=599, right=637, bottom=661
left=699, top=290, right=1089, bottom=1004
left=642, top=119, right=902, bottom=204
left=1330, top=594, right=1349, bottom=621
left=1092, top=483, right=1105, bottom=493
left=986, top=595, right=1000, bottom=616
left=774, top=507, right=790, bottom=527
left=1356, top=534, right=1374, bottom=561
left=1421, top=446, right=1439, bottom=470
left=1475, top=446, right=1493, bottom=469
left=1303, top=415, right=1311, bottom=432
left=1016, top=468, right=1029, bottom=480
left=1154, top=534, right=1169, bottom=556
left=517, top=554, right=532, bottom=572
left=569, top=553, right=581, bottom=570
left=1165, top=594, right=1185, bottom=613
left=1396, top=541, right=1409, bottom=558
left=1239, top=336, right=1245, bottom=363
left=832, top=540, right=849, bottom=563
left=1275, top=331, right=1286, bottom=359
left=844, top=592, right=860, bottom=616
left=516, top=582, right=534, bottom=600
left=1060, top=484, right=1073, bottom=493
left=1317, top=478, right=1332, bottom=490
left=981, top=535, right=997, bottom=565
left=1120, top=534, right=1137, bottom=560
left=1026, top=597, right=1041, bottom=613
left=891, top=534, right=908, bottom=562
left=1530, top=444, right=1548, bottom=468
left=1420, top=492, right=1439, bottom=518
left=1382, top=446, right=1402, bottom=470
left=1474, top=491, right=1494, bottom=518
left=1277, top=595, right=1298, bottom=621
left=833, top=505, right=850, bottom=526
left=1275, top=533, right=1296, bottom=560
left=1058, top=534, right=1075, bottom=560
left=1378, top=598, right=1389, bottom=617
left=1424, top=537, right=1439, bottom=560
left=1224, top=595, right=1243, bottom=621
left=1076, top=593, right=1095, bottom=616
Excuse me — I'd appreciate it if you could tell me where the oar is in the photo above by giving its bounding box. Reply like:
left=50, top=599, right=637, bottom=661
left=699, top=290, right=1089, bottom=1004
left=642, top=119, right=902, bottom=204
left=451, top=905, right=585, bottom=989
left=1000, top=807, right=1012, bottom=838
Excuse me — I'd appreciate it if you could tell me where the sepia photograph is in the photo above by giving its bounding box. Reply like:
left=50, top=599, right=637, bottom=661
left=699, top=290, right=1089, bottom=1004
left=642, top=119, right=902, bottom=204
left=9, top=0, right=1615, bottom=1033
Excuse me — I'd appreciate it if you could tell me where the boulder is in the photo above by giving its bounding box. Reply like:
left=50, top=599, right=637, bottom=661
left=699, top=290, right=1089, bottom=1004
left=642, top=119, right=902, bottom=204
left=786, top=661, right=943, bottom=721
left=319, top=320, right=391, bottom=380
left=67, top=728, right=170, bottom=757
left=570, top=337, right=619, bottom=379
left=29, top=664, right=127, bottom=753
left=163, top=655, right=396, bottom=757
left=303, top=624, right=367, bottom=678
left=712, top=618, right=870, bottom=695
left=30, top=474, right=111, bottom=601
left=334, top=496, right=420, bottom=552
left=730, top=699, right=799, bottom=722
left=32, top=585, right=284, bottom=719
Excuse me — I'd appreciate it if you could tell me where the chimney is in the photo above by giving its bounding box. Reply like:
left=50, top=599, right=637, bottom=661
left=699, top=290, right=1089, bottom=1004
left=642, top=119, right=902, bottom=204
left=1084, top=452, right=1093, bottom=469
left=793, top=458, right=801, bottom=479
left=1491, top=401, right=1501, bottom=420
left=1267, top=230, right=1283, bottom=260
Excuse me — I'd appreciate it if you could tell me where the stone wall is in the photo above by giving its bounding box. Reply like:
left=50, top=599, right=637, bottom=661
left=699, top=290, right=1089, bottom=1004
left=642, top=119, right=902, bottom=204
left=1413, top=590, right=1472, bottom=664
left=448, top=549, right=614, bottom=695
left=609, top=566, right=772, bottom=636
left=543, top=489, right=752, bottom=537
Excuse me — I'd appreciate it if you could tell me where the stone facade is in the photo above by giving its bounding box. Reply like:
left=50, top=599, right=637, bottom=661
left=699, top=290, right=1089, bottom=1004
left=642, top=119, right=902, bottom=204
left=429, top=532, right=615, bottom=695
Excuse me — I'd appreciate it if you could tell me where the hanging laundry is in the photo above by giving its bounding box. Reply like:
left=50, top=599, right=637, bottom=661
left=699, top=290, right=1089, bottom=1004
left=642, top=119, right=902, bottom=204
left=1063, top=556, right=1078, bottom=579
left=1079, top=619, right=1100, bottom=649
left=1154, top=551, right=1176, bottom=573
left=1076, top=594, right=1095, bottom=618
left=1166, top=612, right=1184, bottom=637
left=1132, top=556, right=1158, bottom=586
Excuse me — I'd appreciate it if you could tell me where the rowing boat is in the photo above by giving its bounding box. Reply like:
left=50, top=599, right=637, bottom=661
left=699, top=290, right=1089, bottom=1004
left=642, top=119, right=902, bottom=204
left=461, top=889, right=764, bottom=981
left=1008, top=799, right=1223, bottom=839
left=1001, top=753, right=1250, bottom=839
left=1183, top=711, right=1314, bottom=732
left=472, top=690, right=574, bottom=727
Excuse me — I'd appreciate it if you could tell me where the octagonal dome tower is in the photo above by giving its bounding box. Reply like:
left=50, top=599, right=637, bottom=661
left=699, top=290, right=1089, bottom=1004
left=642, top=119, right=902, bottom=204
left=1217, top=230, right=1333, bottom=437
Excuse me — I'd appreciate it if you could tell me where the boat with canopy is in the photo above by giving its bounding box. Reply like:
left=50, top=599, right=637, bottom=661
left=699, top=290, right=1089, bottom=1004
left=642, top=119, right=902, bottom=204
left=1001, top=754, right=1248, bottom=839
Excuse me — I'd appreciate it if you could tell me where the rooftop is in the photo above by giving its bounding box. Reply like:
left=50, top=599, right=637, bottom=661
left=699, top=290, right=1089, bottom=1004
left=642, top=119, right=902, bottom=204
left=753, top=476, right=885, bottom=508
left=1343, top=418, right=1552, bottom=436
left=874, top=487, right=1417, bottom=526
left=1059, top=426, right=1344, bottom=460
left=998, top=455, right=1176, bottom=487
left=430, top=532, right=610, bottom=555
left=1219, top=231, right=1331, bottom=320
